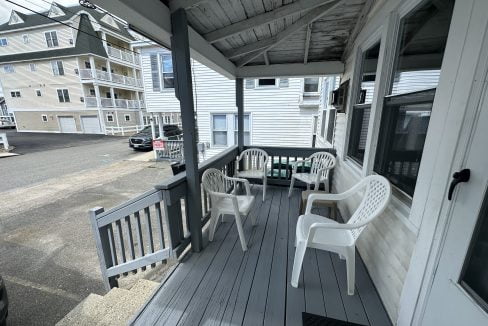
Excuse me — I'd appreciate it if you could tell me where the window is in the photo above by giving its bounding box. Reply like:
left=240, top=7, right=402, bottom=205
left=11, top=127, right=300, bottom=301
left=212, top=114, right=227, bottom=146
left=89, top=89, right=96, bottom=96
left=320, top=110, right=327, bottom=138
left=124, top=114, right=131, bottom=121
left=51, top=60, right=64, bottom=76
left=29, top=63, right=36, bottom=72
left=0, top=38, right=7, bottom=46
left=234, top=114, right=251, bottom=145
left=304, top=78, right=320, bottom=94
left=257, top=78, right=277, bottom=87
left=326, top=109, right=336, bottom=144
left=85, top=61, right=91, bottom=69
left=150, top=54, right=160, bottom=92
left=107, top=114, right=114, bottom=122
left=57, top=89, right=70, bottom=103
left=3, top=65, right=14, bottom=73
left=22, top=34, right=29, bottom=44
left=36, top=89, right=42, bottom=97
left=41, top=114, right=48, bottom=122
left=45, top=31, right=58, bottom=48
left=10, top=91, right=21, bottom=98
left=347, top=42, right=381, bottom=165
left=161, top=54, right=174, bottom=89
left=374, top=0, right=455, bottom=196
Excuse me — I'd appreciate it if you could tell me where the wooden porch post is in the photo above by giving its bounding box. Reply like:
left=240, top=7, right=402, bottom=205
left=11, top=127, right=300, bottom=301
left=236, top=78, right=244, bottom=151
left=171, top=8, right=203, bottom=252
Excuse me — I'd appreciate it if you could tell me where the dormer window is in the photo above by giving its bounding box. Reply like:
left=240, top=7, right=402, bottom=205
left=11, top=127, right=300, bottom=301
left=48, top=3, right=65, bottom=18
left=101, top=14, right=120, bottom=30
left=8, top=11, right=24, bottom=25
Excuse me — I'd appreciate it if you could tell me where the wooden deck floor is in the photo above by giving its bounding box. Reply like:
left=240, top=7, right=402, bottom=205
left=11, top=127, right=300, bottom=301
left=132, top=186, right=391, bottom=326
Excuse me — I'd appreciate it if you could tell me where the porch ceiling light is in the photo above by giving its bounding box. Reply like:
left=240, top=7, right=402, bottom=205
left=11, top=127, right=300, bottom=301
left=79, top=0, right=96, bottom=10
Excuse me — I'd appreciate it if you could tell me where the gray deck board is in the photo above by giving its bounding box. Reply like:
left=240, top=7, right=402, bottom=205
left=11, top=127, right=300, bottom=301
left=133, top=186, right=391, bottom=326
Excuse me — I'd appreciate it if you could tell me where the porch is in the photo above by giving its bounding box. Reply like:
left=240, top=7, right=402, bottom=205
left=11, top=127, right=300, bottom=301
left=132, top=184, right=390, bottom=326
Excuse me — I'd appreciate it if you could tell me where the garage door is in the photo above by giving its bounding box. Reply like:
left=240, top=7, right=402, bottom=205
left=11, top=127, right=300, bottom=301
left=81, top=116, right=101, bottom=134
left=58, top=116, right=77, bottom=133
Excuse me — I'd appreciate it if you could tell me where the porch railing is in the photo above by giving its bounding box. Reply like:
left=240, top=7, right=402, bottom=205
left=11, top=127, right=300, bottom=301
left=107, top=46, right=141, bottom=65
left=79, top=68, right=143, bottom=88
left=156, top=139, right=184, bottom=160
left=89, top=145, right=334, bottom=290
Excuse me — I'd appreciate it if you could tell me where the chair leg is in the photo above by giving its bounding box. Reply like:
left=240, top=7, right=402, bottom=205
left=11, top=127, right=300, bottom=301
left=345, top=246, right=356, bottom=295
left=263, top=176, right=267, bottom=202
left=209, top=209, right=219, bottom=242
left=234, top=211, right=248, bottom=251
left=291, top=241, right=307, bottom=288
left=288, top=176, right=295, bottom=197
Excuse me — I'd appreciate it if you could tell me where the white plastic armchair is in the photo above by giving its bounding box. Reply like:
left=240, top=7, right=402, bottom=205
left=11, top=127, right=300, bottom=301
left=288, top=152, right=336, bottom=197
left=235, top=148, right=269, bottom=202
left=202, top=168, right=256, bottom=251
left=291, top=175, right=391, bottom=295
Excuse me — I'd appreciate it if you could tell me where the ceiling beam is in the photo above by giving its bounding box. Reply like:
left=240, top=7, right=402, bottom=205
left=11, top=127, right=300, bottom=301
left=169, top=0, right=208, bottom=12
left=203, top=0, right=335, bottom=44
left=342, top=0, right=375, bottom=61
left=264, top=51, right=270, bottom=65
left=234, top=0, right=343, bottom=67
left=236, top=61, right=344, bottom=78
left=90, top=0, right=237, bottom=79
left=304, top=23, right=312, bottom=64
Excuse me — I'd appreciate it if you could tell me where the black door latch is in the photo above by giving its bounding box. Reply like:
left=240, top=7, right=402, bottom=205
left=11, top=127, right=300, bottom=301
left=448, top=169, right=470, bottom=201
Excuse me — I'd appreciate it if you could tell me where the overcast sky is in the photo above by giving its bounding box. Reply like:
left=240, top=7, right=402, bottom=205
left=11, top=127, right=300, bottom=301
left=0, top=0, right=79, bottom=24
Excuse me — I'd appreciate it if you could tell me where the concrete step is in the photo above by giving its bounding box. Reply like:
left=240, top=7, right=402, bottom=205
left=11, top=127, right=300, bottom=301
left=56, top=280, right=160, bottom=326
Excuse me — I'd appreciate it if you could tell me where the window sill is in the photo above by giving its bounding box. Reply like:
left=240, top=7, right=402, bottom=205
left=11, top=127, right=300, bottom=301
left=343, top=158, right=362, bottom=179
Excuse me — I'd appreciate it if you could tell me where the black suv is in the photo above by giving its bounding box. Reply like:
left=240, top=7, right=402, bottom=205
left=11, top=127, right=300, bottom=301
left=0, top=275, right=8, bottom=326
left=129, top=125, right=182, bottom=150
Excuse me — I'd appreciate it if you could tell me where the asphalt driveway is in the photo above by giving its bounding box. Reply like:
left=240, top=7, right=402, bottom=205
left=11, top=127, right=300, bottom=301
left=0, top=132, right=172, bottom=325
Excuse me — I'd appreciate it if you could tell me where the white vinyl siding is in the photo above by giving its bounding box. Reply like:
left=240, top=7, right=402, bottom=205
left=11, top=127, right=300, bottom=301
left=149, top=54, right=161, bottom=92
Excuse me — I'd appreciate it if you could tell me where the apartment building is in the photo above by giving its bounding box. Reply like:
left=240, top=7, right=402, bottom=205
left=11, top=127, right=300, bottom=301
left=0, top=2, right=146, bottom=134
left=135, top=44, right=324, bottom=158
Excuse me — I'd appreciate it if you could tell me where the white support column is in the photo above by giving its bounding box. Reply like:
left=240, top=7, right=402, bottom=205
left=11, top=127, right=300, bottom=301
left=107, top=59, right=113, bottom=82
left=93, top=84, right=106, bottom=134
left=135, top=92, right=144, bottom=125
left=150, top=113, right=158, bottom=159
left=158, top=112, right=164, bottom=138
left=110, top=87, right=116, bottom=107
left=101, top=31, right=108, bottom=51
left=89, top=56, right=96, bottom=79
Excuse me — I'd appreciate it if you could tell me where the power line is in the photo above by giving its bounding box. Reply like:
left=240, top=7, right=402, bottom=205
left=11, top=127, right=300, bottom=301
left=4, top=0, right=142, bottom=55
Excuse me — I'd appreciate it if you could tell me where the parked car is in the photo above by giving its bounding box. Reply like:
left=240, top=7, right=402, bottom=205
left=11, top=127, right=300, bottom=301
left=0, top=275, right=8, bottom=326
left=129, top=125, right=182, bottom=150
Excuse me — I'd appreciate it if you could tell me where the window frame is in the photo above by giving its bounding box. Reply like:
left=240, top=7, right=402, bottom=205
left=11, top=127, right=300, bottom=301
left=124, top=114, right=131, bottom=122
left=211, top=114, right=228, bottom=147
left=10, top=90, right=21, bottom=98
left=56, top=88, right=70, bottom=103
left=29, top=63, right=36, bottom=72
left=326, top=108, right=336, bottom=144
left=106, top=114, right=114, bottom=122
left=45, top=31, right=59, bottom=48
left=51, top=60, right=64, bottom=76
left=35, top=89, right=42, bottom=97
left=41, top=114, right=48, bottom=122
left=303, top=77, right=321, bottom=95
left=233, top=114, right=251, bottom=146
left=0, top=38, right=8, bottom=46
left=3, top=64, right=14, bottom=73
left=22, top=34, right=29, bottom=44
left=256, top=78, right=278, bottom=88
left=160, top=53, right=174, bottom=90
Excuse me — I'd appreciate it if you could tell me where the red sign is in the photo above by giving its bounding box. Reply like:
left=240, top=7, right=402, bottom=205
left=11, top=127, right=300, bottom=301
left=153, top=139, right=165, bottom=151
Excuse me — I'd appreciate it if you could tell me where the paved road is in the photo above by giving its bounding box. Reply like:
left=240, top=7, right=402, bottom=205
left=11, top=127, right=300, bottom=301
left=0, top=130, right=150, bottom=192
left=0, top=132, right=171, bottom=326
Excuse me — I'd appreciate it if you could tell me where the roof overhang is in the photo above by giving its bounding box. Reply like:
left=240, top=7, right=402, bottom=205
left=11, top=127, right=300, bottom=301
left=89, top=0, right=365, bottom=79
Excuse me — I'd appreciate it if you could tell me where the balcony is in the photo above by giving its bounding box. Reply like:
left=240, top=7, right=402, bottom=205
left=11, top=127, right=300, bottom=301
left=107, top=46, right=141, bottom=65
left=89, top=146, right=391, bottom=326
left=79, top=69, right=143, bottom=88
left=84, top=96, right=145, bottom=109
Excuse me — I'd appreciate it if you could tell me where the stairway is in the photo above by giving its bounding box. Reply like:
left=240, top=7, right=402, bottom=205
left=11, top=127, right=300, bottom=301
left=56, top=279, right=159, bottom=326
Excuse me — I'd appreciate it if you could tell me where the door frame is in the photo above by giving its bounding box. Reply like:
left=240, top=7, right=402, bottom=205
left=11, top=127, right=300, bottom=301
left=398, top=0, right=488, bottom=324
left=57, top=115, right=79, bottom=134
left=80, top=115, right=103, bottom=134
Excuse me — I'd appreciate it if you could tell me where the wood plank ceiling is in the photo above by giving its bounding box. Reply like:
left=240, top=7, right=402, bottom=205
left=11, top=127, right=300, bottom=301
left=174, top=0, right=370, bottom=67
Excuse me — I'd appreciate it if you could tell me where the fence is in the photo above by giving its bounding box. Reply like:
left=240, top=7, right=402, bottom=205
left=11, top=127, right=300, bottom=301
left=0, top=133, right=9, bottom=150
left=105, top=125, right=147, bottom=136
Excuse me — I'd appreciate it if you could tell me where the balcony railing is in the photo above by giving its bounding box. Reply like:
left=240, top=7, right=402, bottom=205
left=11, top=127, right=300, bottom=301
left=85, top=97, right=144, bottom=109
left=107, top=46, right=141, bottom=65
left=89, top=145, right=336, bottom=289
left=85, top=96, right=98, bottom=108
left=79, top=69, right=143, bottom=88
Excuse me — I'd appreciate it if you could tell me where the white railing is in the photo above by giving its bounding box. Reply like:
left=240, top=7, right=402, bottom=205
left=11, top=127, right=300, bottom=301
left=85, top=96, right=98, bottom=108
left=105, top=125, right=147, bottom=136
left=0, top=132, right=9, bottom=150
left=107, top=46, right=141, bottom=65
left=79, top=68, right=143, bottom=88
left=114, top=99, right=128, bottom=108
left=100, top=97, right=114, bottom=108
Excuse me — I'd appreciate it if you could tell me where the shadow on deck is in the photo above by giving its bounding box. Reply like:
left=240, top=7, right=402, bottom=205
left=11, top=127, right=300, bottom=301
left=132, top=185, right=391, bottom=326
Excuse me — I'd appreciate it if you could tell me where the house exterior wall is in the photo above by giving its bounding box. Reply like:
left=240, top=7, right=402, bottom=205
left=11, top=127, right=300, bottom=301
left=14, top=109, right=99, bottom=132
left=0, top=24, right=75, bottom=56
left=139, top=46, right=319, bottom=158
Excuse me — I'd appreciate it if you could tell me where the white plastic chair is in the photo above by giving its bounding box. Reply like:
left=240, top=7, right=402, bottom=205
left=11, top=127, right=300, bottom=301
left=235, top=148, right=269, bottom=202
left=202, top=168, right=256, bottom=251
left=291, top=175, right=391, bottom=295
left=288, top=152, right=336, bottom=197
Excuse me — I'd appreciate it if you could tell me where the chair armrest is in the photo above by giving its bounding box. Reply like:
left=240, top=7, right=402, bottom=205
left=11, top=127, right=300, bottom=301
left=305, top=191, right=355, bottom=214
left=223, top=175, right=251, bottom=195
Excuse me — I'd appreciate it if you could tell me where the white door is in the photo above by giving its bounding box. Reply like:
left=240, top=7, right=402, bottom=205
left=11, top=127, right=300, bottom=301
left=58, top=116, right=77, bottom=133
left=422, top=75, right=488, bottom=324
left=81, top=116, right=101, bottom=134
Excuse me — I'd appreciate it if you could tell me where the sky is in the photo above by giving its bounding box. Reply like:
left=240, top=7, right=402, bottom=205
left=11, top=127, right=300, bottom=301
left=0, top=0, right=79, bottom=24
